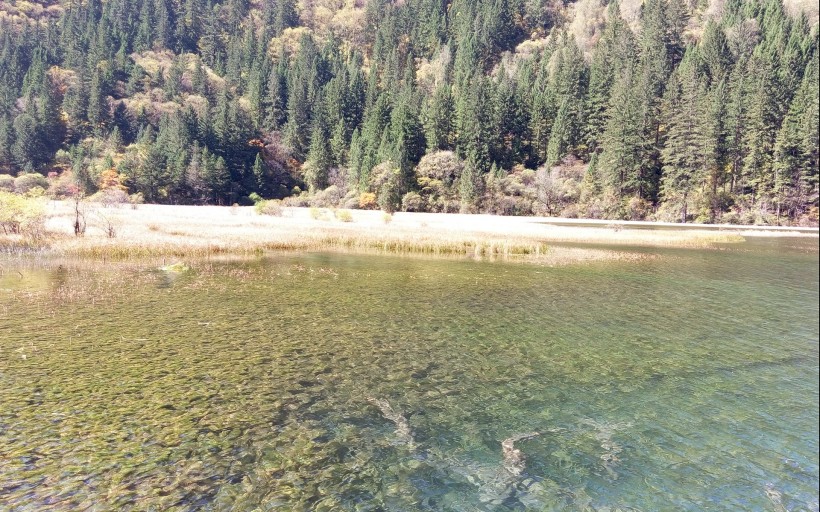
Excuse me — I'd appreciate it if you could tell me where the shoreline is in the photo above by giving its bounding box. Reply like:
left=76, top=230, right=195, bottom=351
left=2, top=201, right=817, bottom=263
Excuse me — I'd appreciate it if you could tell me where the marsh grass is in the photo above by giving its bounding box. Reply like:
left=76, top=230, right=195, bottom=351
left=5, top=200, right=804, bottom=263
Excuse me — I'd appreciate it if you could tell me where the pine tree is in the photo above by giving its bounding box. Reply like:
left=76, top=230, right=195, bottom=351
left=585, top=2, right=635, bottom=155
left=423, top=84, right=454, bottom=152
left=455, top=74, right=492, bottom=175
left=701, top=78, right=730, bottom=220
left=274, top=0, right=298, bottom=36
left=773, top=52, right=819, bottom=219
left=660, top=51, right=708, bottom=222
left=546, top=97, right=572, bottom=167
left=12, top=113, right=43, bottom=170
left=700, top=21, right=733, bottom=86
left=0, top=116, right=14, bottom=172
left=87, top=66, right=109, bottom=134
left=599, top=60, right=646, bottom=203
left=303, top=121, right=331, bottom=192
left=741, top=55, right=779, bottom=203
left=252, top=153, right=265, bottom=191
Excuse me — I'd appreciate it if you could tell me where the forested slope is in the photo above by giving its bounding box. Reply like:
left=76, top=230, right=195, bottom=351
left=0, top=0, right=817, bottom=223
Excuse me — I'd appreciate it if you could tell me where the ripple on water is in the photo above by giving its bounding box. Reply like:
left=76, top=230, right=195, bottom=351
left=0, top=239, right=817, bottom=510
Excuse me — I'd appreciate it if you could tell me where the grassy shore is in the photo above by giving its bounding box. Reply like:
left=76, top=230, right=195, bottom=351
left=2, top=201, right=817, bottom=264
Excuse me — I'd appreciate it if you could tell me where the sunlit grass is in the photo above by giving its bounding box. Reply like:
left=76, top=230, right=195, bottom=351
left=4, top=200, right=809, bottom=263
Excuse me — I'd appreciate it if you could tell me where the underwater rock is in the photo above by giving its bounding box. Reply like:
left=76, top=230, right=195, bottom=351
left=501, top=432, right=540, bottom=476
left=580, top=419, right=631, bottom=480
left=366, top=397, right=415, bottom=447
left=365, top=400, right=557, bottom=507
left=765, top=483, right=787, bottom=512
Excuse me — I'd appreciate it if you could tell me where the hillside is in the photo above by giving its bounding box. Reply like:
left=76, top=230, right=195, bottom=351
left=0, top=0, right=818, bottom=224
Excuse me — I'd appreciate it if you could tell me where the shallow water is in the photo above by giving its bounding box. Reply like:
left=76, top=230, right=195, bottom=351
left=0, top=237, right=818, bottom=511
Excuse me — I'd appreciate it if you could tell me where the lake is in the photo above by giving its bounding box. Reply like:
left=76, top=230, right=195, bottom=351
left=0, top=236, right=817, bottom=511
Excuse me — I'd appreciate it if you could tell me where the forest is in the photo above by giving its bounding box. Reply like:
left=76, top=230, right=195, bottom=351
left=0, top=0, right=817, bottom=224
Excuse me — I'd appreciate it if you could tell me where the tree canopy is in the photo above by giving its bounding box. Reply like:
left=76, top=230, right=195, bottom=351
left=0, top=0, right=817, bottom=223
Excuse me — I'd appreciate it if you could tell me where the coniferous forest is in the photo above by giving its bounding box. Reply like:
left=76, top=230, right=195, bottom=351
left=0, top=0, right=817, bottom=223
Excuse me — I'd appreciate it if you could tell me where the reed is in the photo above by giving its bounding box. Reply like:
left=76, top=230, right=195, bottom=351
left=4, top=200, right=805, bottom=263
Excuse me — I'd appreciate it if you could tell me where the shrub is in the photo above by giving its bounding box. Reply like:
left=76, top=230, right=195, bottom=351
left=0, top=174, right=14, bottom=192
left=25, top=186, right=46, bottom=198
left=341, top=189, right=360, bottom=209
left=310, top=185, right=345, bottom=208
left=334, top=209, right=353, bottom=222
left=415, top=151, right=464, bottom=212
left=382, top=212, right=393, bottom=224
left=626, top=196, right=652, bottom=221
left=129, top=192, right=144, bottom=209
left=401, top=191, right=424, bottom=212
left=14, top=173, right=49, bottom=194
left=282, top=193, right=311, bottom=207
left=358, top=192, right=378, bottom=209
left=89, top=188, right=129, bottom=206
left=47, top=172, right=81, bottom=199
left=256, top=199, right=283, bottom=216
left=0, top=191, right=46, bottom=238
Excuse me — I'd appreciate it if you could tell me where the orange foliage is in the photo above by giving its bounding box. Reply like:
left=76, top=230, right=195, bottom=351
left=99, top=168, right=127, bottom=191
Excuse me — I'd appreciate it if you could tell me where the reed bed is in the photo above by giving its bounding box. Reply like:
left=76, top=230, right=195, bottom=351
left=4, top=200, right=810, bottom=263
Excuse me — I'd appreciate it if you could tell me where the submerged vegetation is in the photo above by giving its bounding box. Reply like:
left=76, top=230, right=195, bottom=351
left=1, top=242, right=818, bottom=510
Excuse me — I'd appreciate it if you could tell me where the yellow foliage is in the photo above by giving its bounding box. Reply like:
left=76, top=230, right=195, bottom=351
left=358, top=192, right=378, bottom=210
left=99, top=168, right=127, bottom=191
left=269, top=27, right=313, bottom=60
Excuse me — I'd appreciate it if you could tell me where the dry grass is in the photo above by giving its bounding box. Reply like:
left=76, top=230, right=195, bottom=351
left=2, top=200, right=813, bottom=263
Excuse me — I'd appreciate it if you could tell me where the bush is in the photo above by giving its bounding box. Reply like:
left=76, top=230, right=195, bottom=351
left=129, top=192, right=144, bottom=209
left=341, top=189, right=360, bottom=209
left=14, top=173, right=49, bottom=194
left=0, top=191, right=46, bottom=238
left=334, top=209, right=353, bottom=222
left=626, top=196, right=652, bottom=221
left=310, top=185, right=345, bottom=208
left=401, top=191, right=424, bottom=212
left=358, top=192, right=378, bottom=209
left=256, top=199, right=283, bottom=216
left=25, top=186, right=46, bottom=198
left=46, top=172, right=81, bottom=199
left=89, top=188, right=130, bottom=206
left=0, top=174, right=14, bottom=192
left=282, top=193, right=311, bottom=207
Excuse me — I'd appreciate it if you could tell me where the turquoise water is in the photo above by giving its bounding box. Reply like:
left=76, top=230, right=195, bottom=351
left=0, top=237, right=817, bottom=510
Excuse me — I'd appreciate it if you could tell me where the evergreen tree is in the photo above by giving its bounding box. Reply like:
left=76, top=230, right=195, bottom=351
left=584, top=2, right=635, bottom=155
left=741, top=55, right=779, bottom=202
left=12, top=113, right=44, bottom=170
left=773, top=52, right=819, bottom=219
left=660, top=52, right=708, bottom=222
left=599, top=60, right=646, bottom=202
left=423, top=84, right=454, bottom=152
left=303, top=121, right=331, bottom=192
